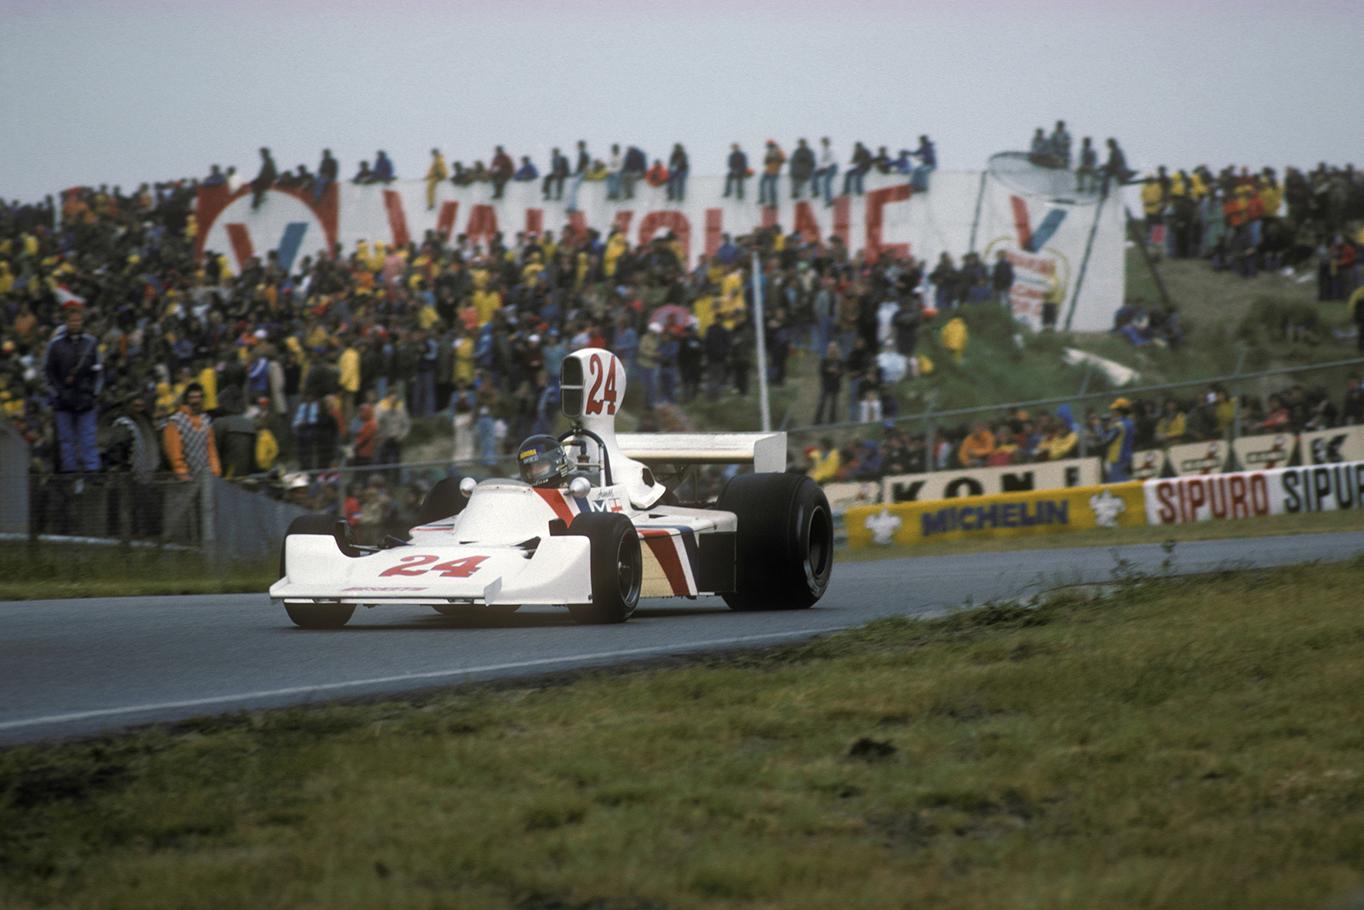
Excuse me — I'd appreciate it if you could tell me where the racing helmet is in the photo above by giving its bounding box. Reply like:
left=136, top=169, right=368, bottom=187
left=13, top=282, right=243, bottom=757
left=517, top=434, right=570, bottom=487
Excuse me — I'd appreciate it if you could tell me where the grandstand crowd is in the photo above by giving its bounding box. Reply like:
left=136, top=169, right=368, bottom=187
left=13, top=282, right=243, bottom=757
left=1137, top=162, right=1364, bottom=303
left=3, top=142, right=1362, bottom=530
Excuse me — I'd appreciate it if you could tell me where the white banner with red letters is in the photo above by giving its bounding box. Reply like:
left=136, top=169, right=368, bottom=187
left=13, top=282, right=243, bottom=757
left=1143, top=459, right=1364, bottom=525
left=193, top=169, right=1125, bottom=331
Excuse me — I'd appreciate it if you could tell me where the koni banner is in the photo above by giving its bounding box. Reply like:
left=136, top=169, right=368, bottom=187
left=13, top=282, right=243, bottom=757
left=194, top=170, right=1125, bottom=331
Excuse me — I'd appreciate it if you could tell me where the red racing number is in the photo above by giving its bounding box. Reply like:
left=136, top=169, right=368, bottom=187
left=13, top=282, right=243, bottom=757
left=584, top=353, right=618, bottom=416
left=379, top=554, right=488, bottom=578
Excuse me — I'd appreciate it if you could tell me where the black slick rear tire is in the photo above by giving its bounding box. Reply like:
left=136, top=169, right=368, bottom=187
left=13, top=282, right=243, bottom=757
left=716, top=473, right=834, bottom=611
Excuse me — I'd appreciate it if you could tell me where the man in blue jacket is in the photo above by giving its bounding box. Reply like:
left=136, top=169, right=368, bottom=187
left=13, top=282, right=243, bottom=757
left=42, top=299, right=103, bottom=474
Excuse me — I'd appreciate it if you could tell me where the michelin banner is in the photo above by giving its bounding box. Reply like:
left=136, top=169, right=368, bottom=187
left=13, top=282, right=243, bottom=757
left=846, top=482, right=1146, bottom=548
left=194, top=168, right=1125, bottom=331
left=1143, top=459, right=1364, bottom=525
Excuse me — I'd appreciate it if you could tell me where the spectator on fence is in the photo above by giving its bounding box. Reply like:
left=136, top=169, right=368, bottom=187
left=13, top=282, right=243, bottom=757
left=1102, top=138, right=1133, bottom=193
left=1049, top=121, right=1072, bottom=169
left=1075, top=137, right=1098, bottom=192
left=816, top=137, right=838, bottom=206
left=543, top=147, right=569, bottom=201
left=352, top=160, right=373, bottom=184
left=370, top=149, right=394, bottom=183
left=788, top=138, right=815, bottom=200
left=843, top=142, right=871, bottom=197
left=645, top=159, right=669, bottom=188
left=250, top=147, right=277, bottom=209
left=513, top=156, right=538, bottom=182
left=622, top=145, right=647, bottom=200
left=424, top=149, right=448, bottom=210
left=42, top=299, right=103, bottom=475
left=759, top=140, right=785, bottom=207
left=316, top=148, right=338, bottom=201
left=723, top=143, right=749, bottom=201
left=666, top=143, right=689, bottom=202
left=490, top=146, right=514, bottom=199
left=910, top=134, right=936, bottom=191
left=1028, top=127, right=1049, bottom=166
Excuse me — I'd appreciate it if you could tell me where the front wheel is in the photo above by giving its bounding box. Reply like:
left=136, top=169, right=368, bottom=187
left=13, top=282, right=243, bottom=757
left=284, top=601, right=356, bottom=629
left=717, top=473, right=833, bottom=611
left=565, top=512, right=642, bottom=624
left=280, top=515, right=358, bottom=629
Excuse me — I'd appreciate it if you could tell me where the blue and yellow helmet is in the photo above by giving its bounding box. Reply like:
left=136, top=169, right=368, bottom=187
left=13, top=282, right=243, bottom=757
left=518, top=434, right=569, bottom=487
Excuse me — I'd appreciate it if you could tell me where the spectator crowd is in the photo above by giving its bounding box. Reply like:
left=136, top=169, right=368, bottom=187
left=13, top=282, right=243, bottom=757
left=3, top=137, right=1360, bottom=536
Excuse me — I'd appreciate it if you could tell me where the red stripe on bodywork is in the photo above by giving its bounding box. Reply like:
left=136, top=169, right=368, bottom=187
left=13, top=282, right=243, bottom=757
left=641, top=530, right=688, bottom=595
left=533, top=487, right=575, bottom=525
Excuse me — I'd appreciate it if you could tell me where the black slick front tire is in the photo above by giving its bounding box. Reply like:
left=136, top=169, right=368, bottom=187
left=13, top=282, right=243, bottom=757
left=565, top=512, right=642, bottom=624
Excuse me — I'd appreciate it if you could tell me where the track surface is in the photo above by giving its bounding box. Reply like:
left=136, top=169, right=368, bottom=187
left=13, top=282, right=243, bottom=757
left=3, top=532, right=1362, bottom=746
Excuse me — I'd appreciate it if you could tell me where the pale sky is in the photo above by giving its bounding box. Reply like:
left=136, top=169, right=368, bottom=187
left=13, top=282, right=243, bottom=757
left=1, top=0, right=1358, bottom=203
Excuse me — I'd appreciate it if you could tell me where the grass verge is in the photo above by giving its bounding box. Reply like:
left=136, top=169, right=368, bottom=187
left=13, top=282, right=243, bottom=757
left=2, top=560, right=1363, bottom=908
left=0, top=544, right=274, bottom=601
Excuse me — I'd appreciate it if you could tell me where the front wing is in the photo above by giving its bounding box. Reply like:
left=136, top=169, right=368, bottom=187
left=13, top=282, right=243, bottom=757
left=269, top=534, right=592, bottom=606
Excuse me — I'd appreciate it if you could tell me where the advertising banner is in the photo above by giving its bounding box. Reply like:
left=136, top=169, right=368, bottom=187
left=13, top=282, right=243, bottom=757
left=1143, top=459, right=1364, bottom=525
left=194, top=168, right=1125, bottom=331
left=881, top=457, right=1100, bottom=503
left=1166, top=439, right=1231, bottom=476
left=1300, top=426, right=1364, bottom=465
left=823, top=481, right=881, bottom=515
left=1230, top=432, right=1298, bottom=471
left=1130, top=449, right=1167, bottom=481
left=846, top=482, right=1146, bottom=548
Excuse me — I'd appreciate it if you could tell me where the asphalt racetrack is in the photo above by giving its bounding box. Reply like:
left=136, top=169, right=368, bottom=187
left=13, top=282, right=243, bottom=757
left=3, top=531, right=1363, bottom=747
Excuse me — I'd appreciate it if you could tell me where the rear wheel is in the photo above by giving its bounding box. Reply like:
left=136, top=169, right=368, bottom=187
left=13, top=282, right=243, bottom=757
left=566, top=512, right=642, bottom=624
left=717, top=473, right=833, bottom=611
left=279, top=514, right=357, bottom=629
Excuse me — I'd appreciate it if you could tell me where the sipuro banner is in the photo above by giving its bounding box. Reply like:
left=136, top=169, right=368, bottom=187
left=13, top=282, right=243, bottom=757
left=1143, top=459, right=1364, bottom=525
left=846, top=482, right=1146, bottom=548
left=193, top=169, right=1125, bottom=332
left=881, top=458, right=1101, bottom=503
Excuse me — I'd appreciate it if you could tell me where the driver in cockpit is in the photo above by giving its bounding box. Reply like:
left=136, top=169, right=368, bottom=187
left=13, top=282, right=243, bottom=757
left=517, top=434, right=572, bottom=487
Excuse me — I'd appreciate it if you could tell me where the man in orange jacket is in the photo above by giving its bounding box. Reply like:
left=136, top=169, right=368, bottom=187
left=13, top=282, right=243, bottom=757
left=164, top=383, right=221, bottom=480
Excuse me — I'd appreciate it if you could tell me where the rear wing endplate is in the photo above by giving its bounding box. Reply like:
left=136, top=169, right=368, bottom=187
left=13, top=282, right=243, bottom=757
left=615, top=432, right=787, bottom=474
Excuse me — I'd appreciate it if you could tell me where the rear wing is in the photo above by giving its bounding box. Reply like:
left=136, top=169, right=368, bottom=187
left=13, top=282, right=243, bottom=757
left=616, top=432, right=787, bottom=474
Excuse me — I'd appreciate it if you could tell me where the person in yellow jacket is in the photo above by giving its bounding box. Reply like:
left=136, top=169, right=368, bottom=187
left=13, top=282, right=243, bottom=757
left=471, top=269, right=501, bottom=326
left=254, top=413, right=279, bottom=472
left=424, top=148, right=448, bottom=211
left=692, top=289, right=716, bottom=335
left=195, top=362, right=219, bottom=412
left=453, top=331, right=476, bottom=385
left=941, top=316, right=968, bottom=363
left=806, top=438, right=841, bottom=484
left=337, top=337, right=361, bottom=420
left=603, top=230, right=627, bottom=280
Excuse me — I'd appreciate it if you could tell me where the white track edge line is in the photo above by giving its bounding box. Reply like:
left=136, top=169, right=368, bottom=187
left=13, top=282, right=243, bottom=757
left=0, top=627, right=840, bottom=732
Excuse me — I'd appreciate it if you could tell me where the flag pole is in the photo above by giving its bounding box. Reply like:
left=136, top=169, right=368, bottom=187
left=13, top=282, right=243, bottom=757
left=752, top=248, right=771, bottom=432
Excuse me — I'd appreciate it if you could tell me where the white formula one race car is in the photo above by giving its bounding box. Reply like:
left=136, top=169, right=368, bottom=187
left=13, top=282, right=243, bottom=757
left=270, top=348, right=834, bottom=628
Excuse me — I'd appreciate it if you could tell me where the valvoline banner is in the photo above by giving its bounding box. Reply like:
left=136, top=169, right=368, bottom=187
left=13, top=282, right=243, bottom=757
left=194, top=169, right=1125, bottom=332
